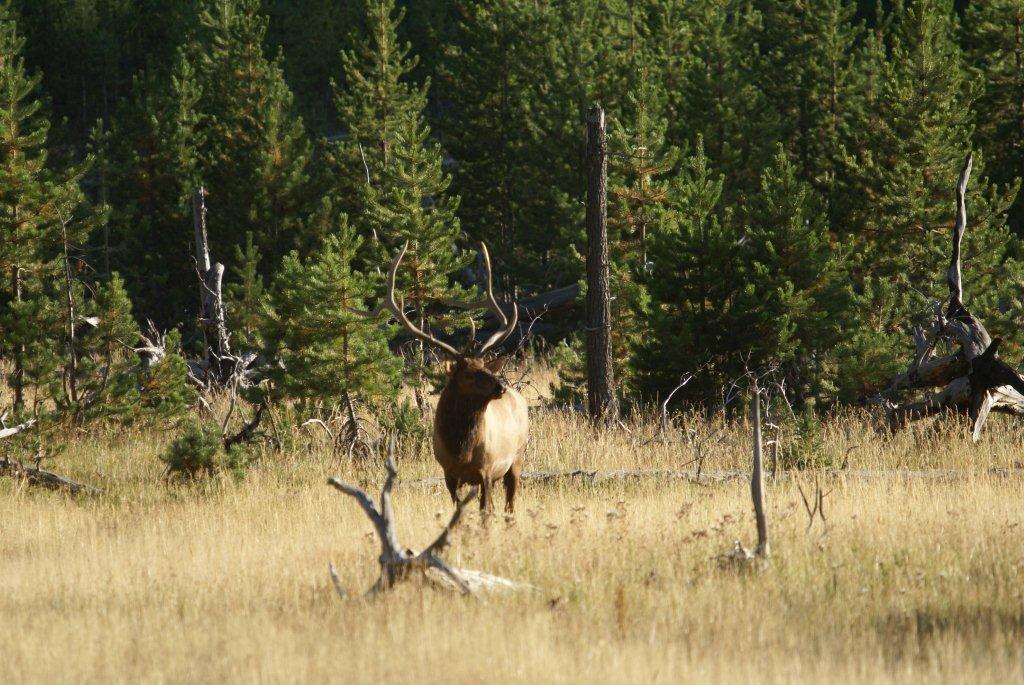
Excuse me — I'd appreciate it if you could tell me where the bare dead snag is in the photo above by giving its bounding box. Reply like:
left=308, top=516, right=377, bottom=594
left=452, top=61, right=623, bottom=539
left=797, top=477, right=831, bottom=533
left=192, top=188, right=239, bottom=387
left=721, top=385, right=770, bottom=567
left=338, top=390, right=374, bottom=459
left=751, top=386, right=769, bottom=557
left=585, top=104, right=618, bottom=426
left=326, top=442, right=528, bottom=598
left=874, top=154, right=1024, bottom=439
left=222, top=401, right=267, bottom=450
left=135, top=320, right=168, bottom=372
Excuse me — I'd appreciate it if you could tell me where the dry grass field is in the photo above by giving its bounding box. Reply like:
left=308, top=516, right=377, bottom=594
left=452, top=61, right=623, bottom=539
left=4, top=385, right=1024, bottom=683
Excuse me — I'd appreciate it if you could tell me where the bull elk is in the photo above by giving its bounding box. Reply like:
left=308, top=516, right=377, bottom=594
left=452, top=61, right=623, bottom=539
left=364, top=242, right=529, bottom=513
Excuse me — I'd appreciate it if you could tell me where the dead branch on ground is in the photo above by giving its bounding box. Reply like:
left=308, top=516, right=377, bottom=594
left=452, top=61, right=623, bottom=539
left=326, top=440, right=529, bottom=598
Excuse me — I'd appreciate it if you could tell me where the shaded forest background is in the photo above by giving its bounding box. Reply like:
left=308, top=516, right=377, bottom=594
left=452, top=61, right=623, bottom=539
left=1, top=0, right=1023, bottom=423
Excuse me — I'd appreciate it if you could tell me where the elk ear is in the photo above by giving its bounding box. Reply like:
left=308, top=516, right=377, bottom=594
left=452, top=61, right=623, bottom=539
left=441, top=359, right=456, bottom=376
left=484, top=356, right=509, bottom=374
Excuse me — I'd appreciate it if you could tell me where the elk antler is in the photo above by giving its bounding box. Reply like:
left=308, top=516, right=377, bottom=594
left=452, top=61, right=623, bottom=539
left=385, top=242, right=462, bottom=358
left=476, top=242, right=519, bottom=355
left=344, top=242, right=460, bottom=358
left=440, top=242, right=519, bottom=355
left=351, top=242, right=519, bottom=358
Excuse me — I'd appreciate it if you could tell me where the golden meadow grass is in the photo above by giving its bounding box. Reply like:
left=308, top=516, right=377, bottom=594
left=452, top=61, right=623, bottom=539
left=4, top=384, right=1024, bottom=683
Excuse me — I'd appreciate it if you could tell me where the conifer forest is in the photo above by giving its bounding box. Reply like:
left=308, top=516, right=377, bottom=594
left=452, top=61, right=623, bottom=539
left=5, top=1, right=1024, bottom=682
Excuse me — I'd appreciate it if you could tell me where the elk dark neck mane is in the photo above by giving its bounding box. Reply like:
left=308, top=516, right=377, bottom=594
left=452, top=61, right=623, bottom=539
left=435, top=385, right=490, bottom=456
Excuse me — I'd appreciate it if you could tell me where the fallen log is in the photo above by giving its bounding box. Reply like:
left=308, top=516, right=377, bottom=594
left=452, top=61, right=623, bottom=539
left=0, top=457, right=104, bottom=495
left=0, top=418, right=103, bottom=494
left=400, top=466, right=1024, bottom=487
left=0, top=418, right=36, bottom=440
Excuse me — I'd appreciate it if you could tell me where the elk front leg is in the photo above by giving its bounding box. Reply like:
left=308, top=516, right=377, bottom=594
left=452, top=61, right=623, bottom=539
left=444, top=474, right=460, bottom=504
left=478, top=472, right=493, bottom=512
left=503, top=461, right=521, bottom=514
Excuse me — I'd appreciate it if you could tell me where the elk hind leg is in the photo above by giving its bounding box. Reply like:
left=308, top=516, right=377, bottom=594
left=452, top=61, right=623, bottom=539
left=503, top=461, right=521, bottom=514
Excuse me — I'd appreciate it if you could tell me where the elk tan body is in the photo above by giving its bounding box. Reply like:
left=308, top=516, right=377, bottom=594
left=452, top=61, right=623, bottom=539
left=355, top=241, right=529, bottom=512
left=434, top=358, right=529, bottom=512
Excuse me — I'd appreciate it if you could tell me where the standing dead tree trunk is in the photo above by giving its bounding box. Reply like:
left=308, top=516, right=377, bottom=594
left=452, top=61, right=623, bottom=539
left=873, top=154, right=1024, bottom=440
left=585, top=104, right=617, bottom=426
left=192, top=188, right=234, bottom=386
left=750, top=386, right=769, bottom=557
left=721, top=383, right=770, bottom=566
left=60, top=218, right=79, bottom=406
left=326, top=441, right=528, bottom=598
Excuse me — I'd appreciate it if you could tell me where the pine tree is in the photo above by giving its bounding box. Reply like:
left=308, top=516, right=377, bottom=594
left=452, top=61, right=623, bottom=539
left=607, top=73, right=678, bottom=395
left=0, top=6, right=90, bottom=413
left=634, top=139, right=745, bottom=405
left=263, top=0, right=362, bottom=134
left=133, top=328, right=196, bottom=425
left=100, top=57, right=202, bottom=329
left=637, top=0, right=694, bottom=99
left=757, top=0, right=865, bottom=220
left=672, top=0, right=775, bottom=202
left=327, top=0, right=427, bottom=224
left=523, top=0, right=640, bottom=287
left=261, top=225, right=400, bottom=412
left=332, top=0, right=470, bottom=410
left=363, top=115, right=471, bottom=408
left=226, top=231, right=265, bottom=350
left=443, top=0, right=639, bottom=293
left=963, top=0, right=1024, bottom=235
left=190, top=0, right=312, bottom=275
left=57, top=273, right=142, bottom=424
left=845, top=0, right=1020, bottom=324
left=10, top=0, right=196, bottom=150
left=737, top=146, right=853, bottom=403
left=442, top=0, right=561, bottom=292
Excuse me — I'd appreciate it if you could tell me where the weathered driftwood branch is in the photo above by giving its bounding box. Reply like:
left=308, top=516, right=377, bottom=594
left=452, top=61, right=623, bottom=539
left=401, top=465, right=1024, bottom=488
left=326, top=443, right=527, bottom=598
left=876, top=154, right=1024, bottom=439
left=0, top=418, right=36, bottom=440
